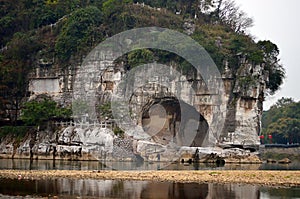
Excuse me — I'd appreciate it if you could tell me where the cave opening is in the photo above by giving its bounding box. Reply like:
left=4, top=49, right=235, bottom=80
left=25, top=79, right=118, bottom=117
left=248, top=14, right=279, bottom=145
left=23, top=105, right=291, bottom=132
left=141, top=97, right=209, bottom=147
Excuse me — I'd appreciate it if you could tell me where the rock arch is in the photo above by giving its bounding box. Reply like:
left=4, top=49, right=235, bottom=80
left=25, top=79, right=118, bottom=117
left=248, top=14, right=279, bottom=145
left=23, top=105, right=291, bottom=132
left=140, top=97, right=209, bottom=147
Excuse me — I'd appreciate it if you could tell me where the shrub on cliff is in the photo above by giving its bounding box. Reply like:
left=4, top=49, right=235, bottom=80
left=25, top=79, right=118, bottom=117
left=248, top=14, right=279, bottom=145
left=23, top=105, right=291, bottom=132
left=21, top=99, right=71, bottom=127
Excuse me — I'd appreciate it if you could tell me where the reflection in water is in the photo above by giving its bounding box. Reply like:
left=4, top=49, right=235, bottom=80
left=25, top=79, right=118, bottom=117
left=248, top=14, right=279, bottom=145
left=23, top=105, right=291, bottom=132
left=259, top=161, right=300, bottom=170
left=0, top=178, right=299, bottom=199
left=0, top=159, right=108, bottom=171
left=260, top=186, right=300, bottom=199
left=0, top=159, right=300, bottom=171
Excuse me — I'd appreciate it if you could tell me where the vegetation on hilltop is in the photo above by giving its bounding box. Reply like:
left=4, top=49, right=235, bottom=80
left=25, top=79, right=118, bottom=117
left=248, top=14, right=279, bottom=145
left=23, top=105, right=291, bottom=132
left=0, top=0, right=285, bottom=126
left=55, top=6, right=103, bottom=64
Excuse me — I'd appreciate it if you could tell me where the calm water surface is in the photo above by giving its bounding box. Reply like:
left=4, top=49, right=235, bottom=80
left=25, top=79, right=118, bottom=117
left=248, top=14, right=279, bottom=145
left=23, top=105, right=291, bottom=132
left=0, top=159, right=299, bottom=171
left=0, top=178, right=299, bottom=199
left=0, top=159, right=299, bottom=199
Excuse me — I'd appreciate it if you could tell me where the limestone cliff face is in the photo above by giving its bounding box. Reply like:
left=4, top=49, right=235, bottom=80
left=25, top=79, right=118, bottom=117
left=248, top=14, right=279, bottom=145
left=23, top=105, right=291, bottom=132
left=221, top=60, right=265, bottom=145
left=71, top=53, right=264, bottom=146
left=28, top=53, right=265, bottom=148
left=8, top=37, right=269, bottom=163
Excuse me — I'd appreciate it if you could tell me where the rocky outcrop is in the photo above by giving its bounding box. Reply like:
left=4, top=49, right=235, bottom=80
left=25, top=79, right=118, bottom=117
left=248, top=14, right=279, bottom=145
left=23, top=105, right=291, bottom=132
left=221, top=61, right=265, bottom=145
left=0, top=126, right=261, bottom=165
left=27, top=32, right=267, bottom=150
left=70, top=56, right=264, bottom=147
left=278, top=158, right=292, bottom=164
left=7, top=27, right=269, bottom=162
left=19, top=56, right=267, bottom=162
left=179, top=146, right=262, bottom=164
left=0, top=126, right=114, bottom=161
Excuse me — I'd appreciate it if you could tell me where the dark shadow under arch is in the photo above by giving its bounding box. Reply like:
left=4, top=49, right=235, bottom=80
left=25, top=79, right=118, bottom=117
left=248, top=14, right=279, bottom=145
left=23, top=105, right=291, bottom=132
left=141, top=97, right=208, bottom=147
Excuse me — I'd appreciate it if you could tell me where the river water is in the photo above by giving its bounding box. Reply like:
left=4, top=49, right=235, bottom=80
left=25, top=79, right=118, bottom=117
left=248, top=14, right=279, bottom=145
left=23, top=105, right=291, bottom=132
left=0, top=159, right=299, bottom=198
left=0, top=178, right=299, bottom=199
left=0, top=159, right=299, bottom=171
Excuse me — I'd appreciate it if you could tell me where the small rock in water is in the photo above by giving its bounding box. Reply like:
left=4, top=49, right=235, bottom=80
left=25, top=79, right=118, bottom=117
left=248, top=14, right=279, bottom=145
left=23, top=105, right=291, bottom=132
left=267, top=159, right=277, bottom=163
left=278, top=158, right=291, bottom=164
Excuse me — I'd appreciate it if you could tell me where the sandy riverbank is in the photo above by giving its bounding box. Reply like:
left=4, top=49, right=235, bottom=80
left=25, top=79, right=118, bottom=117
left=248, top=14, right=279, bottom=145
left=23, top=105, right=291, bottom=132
left=0, top=170, right=299, bottom=187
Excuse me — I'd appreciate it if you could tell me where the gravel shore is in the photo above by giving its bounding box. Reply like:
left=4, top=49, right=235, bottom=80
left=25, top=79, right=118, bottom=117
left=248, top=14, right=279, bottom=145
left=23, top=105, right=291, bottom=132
left=0, top=170, right=299, bottom=187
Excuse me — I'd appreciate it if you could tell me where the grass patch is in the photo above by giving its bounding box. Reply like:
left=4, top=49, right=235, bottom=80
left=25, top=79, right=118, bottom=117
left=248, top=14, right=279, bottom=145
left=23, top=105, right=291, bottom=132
left=209, top=171, right=221, bottom=175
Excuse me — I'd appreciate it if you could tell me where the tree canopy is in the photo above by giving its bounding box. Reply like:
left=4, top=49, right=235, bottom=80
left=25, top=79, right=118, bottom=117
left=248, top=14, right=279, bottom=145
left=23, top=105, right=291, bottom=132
left=55, top=6, right=103, bottom=63
left=262, top=98, right=300, bottom=144
left=0, top=32, right=42, bottom=122
left=21, top=99, right=71, bottom=126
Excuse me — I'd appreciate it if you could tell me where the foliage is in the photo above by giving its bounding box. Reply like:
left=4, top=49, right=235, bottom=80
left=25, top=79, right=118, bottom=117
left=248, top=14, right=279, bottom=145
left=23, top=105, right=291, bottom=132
left=127, top=49, right=155, bottom=69
left=103, top=0, right=132, bottom=17
left=0, top=0, right=103, bottom=46
left=55, top=6, right=103, bottom=63
left=134, top=0, right=213, bottom=19
left=257, top=40, right=285, bottom=95
left=239, top=76, right=257, bottom=88
left=134, top=0, right=253, bottom=33
left=21, top=99, right=71, bottom=126
left=192, top=24, right=259, bottom=71
left=0, top=126, right=29, bottom=139
left=45, top=0, right=59, bottom=5
left=119, top=49, right=194, bottom=75
left=274, top=97, right=294, bottom=108
left=113, top=126, right=125, bottom=137
left=266, top=117, right=300, bottom=144
left=0, top=32, right=42, bottom=122
left=262, top=98, right=300, bottom=144
left=98, top=102, right=113, bottom=119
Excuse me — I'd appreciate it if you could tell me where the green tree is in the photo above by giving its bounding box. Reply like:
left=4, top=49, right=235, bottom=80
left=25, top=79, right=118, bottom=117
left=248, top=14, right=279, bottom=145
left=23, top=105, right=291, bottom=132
left=21, top=99, right=71, bottom=126
left=267, top=118, right=300, bottom=144
left=0, top=32, right=41, bottom=123
left=103, top=0, right=132, bottom=18
left=274, top=97, right=294, bottom=108
left=262, top=98, right=300, bottom=144
left=257, top=40, right=285, bottom=95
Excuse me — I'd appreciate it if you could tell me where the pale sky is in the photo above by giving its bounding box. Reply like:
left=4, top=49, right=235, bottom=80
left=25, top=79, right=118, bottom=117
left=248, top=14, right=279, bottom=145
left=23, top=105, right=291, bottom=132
left=235, top=0, right=300, bottom=110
